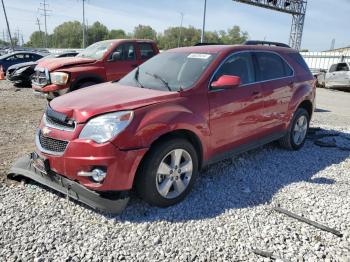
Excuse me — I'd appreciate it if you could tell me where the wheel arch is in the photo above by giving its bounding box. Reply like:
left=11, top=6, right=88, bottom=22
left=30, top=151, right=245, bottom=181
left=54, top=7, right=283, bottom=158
left=297, top=99, right=313, bottom=119
left=70, top=73, right=104, bottom=91
left=133, top=129, right=204, bottom=188
left=149, top=129, right=203, bottom=169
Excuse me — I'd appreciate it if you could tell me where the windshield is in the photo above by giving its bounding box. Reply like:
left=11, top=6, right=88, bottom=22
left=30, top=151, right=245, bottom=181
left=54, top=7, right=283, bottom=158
left=119, top=51, right=217, bottom=91
left=77, top=41, right=114, bottom=60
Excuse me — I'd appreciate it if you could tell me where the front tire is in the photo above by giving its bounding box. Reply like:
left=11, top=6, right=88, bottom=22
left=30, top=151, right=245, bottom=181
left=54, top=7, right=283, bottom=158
left=279, top=108, right=310, bottom=150
left=135, top=138, right=198, bottom=207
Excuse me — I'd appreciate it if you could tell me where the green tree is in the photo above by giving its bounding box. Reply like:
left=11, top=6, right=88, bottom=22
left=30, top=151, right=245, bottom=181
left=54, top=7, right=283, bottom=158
left=87, top=21, right=109, bottom=45
left=158, top=26, right=201, bottom=49
left=108, top=29, right=127, bottom=39
left=25, top=31, right=45, bottom=47
left=50, top=21, right=83, bottom=48
left=220, top=26, right=248, bottom=44
left=0, top=39, right=9, bottom=47
left=133, top=25, right=157, bottom=40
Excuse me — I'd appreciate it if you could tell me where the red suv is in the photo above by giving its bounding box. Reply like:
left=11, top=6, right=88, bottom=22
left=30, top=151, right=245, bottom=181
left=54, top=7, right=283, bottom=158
left=32, top=39, right=159, bottom=100
left=10, top=42, right=315, bottom=214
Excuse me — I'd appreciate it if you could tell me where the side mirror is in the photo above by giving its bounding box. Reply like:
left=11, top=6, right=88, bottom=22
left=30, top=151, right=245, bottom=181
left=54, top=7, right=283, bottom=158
left=111, top=51, right=122, bottom=61
left=211, top=75, right=241, bottom=89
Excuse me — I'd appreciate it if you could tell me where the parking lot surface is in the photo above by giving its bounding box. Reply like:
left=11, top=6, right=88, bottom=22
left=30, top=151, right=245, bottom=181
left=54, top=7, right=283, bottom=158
left=0, top=81, right=349, bottom=261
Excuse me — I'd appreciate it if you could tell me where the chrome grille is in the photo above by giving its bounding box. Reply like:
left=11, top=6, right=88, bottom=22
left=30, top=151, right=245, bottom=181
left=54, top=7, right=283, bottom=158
left=44, top=114, right=75, bottom=131
left=32, top=68, right=49, bottom=87
left=37, top=130, right=68, bottom=155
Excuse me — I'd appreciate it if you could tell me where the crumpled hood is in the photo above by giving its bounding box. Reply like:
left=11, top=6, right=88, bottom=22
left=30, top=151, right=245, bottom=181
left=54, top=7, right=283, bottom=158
left=50, top=82, right=179, bottom=123
left=36, top=57, right=96, bottom=71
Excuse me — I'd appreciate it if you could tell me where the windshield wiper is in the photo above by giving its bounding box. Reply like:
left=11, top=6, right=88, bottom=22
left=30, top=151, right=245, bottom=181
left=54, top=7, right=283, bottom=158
left=144, top=71, right=172, bottom=91
left=134, top=67, right=144, bottom=88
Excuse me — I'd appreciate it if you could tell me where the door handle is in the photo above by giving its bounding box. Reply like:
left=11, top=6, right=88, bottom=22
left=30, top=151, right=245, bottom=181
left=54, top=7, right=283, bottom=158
left=252, top=90, right=260, bottom=96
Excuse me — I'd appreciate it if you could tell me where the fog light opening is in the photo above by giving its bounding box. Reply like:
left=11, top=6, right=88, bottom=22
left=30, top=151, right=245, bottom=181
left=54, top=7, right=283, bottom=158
left=91, top=169, right=106, bottom=183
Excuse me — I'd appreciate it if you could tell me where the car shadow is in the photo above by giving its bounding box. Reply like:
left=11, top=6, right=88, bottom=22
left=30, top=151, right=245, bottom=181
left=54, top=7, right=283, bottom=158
left=315, top=108, right=331, bottom=113
left=118, top=127, right=349, bottom=222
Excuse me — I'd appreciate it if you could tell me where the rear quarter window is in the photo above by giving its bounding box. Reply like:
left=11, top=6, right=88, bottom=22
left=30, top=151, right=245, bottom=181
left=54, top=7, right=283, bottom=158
left=288, top=52, right=311, bottom=74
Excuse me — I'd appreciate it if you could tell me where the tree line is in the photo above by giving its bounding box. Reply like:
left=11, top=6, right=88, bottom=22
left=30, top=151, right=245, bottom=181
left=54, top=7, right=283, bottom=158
left=22, top=21, right=248, bottom=50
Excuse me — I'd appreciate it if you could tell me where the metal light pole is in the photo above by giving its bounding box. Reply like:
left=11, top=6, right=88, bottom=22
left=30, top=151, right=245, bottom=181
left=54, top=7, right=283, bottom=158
left=201, top=0, right=207, bottom=43
left=177, top=12, right=184, bottom=47
left=82, top=0, right=86, bottom=48
left=1, top=0, right=14, bottom=50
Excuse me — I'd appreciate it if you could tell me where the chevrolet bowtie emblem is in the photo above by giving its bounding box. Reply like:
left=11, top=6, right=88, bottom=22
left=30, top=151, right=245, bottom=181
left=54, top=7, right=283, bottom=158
left=42, top=126, right=52, bottom=136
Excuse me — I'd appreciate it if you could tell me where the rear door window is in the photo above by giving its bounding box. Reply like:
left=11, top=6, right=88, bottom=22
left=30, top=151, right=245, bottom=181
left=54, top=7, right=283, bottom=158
left=139, top=43, right=155, bottom=60
left=329, top=64, right=337, bottom=73
left=110, top=43, right=135, bottom=61
left=255, top=52, right=293, bottom=81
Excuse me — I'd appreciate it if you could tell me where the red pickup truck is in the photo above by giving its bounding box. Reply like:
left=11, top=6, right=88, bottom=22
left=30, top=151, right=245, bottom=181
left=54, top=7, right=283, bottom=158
left=32, top=39, right=159, bottom=100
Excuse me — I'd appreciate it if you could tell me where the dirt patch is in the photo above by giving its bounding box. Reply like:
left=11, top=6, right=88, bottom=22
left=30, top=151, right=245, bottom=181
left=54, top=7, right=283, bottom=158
left=0, top=81, right=46, bottom=183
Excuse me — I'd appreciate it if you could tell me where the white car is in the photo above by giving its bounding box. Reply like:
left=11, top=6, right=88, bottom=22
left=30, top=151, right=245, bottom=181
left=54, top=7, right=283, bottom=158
left=323, top=62, right=350, bottom=90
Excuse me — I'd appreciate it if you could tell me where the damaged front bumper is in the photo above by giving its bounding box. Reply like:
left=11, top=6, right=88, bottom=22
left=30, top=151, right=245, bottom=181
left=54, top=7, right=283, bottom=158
left=8, top=154, right=129, bottom=215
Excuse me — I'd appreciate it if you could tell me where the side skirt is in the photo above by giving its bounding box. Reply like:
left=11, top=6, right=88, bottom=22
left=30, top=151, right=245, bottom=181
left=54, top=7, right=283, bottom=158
left=203, top=131, right=286, bottom=167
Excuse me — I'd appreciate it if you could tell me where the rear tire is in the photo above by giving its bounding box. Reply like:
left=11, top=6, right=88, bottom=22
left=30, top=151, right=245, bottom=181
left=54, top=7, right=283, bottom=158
left=279, top=108, right=310, bottom=150
left=135, top=138, right=198, bottom=207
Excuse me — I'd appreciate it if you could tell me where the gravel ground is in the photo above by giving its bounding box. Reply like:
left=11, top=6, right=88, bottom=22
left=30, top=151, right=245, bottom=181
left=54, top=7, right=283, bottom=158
left=0, top=80, right=350, bottom=261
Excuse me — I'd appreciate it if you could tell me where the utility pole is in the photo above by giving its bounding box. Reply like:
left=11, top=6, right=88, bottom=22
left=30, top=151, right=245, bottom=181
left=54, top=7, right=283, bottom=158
left=330, top=39, right=335, bottom=50
left=80, top=0, right=87, bottom=48
left=36, top=17, right=44, bottom=47
left=16, top=28, right=20, bottom=46
left=1, top=0, right=14, bottom=50
left=201, top=0, right=207, bottom=43
left=39, top=0, right=51, bottom=48
left=177, top=12, right=184, bottom=47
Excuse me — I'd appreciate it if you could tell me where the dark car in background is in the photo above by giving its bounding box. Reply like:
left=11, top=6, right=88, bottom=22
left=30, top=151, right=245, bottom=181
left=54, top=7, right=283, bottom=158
left=7, top=52, right=79, bottom=87
left=0, top=51, right=44, bottom=73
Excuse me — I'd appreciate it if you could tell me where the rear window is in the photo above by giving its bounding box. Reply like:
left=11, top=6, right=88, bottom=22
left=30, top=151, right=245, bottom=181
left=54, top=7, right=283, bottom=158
left=139, top=43, right=155, bottom=60
left=255, top=52, right=293, bottom=81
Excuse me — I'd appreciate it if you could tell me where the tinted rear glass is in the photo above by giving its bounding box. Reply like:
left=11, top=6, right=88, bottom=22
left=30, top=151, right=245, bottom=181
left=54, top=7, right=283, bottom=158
left=255, top=52, right=292, bottom=81
left=288, top=52, right=310, bottom=73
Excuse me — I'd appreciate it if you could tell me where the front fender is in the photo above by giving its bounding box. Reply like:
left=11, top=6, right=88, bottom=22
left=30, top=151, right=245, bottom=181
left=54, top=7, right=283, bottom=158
left=114, top=96, right=210, bottom=159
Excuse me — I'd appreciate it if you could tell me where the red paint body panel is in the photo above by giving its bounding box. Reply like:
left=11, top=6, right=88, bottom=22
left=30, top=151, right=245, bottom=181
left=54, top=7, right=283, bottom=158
left=32, top=39, right=159, bottom=95
left=34, top=45, right=315, bottom=193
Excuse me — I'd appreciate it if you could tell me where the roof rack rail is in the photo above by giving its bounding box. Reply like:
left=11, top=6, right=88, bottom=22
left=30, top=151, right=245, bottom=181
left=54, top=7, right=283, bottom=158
left=194, top=43, right=222, bottom=46
left=244, top=40, right=291, bottom=48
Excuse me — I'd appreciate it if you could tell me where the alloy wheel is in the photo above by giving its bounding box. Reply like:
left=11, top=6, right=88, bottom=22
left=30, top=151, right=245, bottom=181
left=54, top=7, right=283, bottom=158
left=293, top=115, right=308, bottom=145
left=156, top=149, right=193, bottom=199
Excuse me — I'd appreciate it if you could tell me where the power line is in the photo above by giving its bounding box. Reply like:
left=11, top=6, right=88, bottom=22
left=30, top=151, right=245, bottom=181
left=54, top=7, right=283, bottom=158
left=1, top=0, right=14, bottom=50
left=38, top=0, right=52, bottom=48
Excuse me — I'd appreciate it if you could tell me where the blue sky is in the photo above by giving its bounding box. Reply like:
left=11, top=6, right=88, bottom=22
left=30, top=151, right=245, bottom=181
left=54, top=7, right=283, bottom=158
left=0, top=0, right=348, bottom=51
